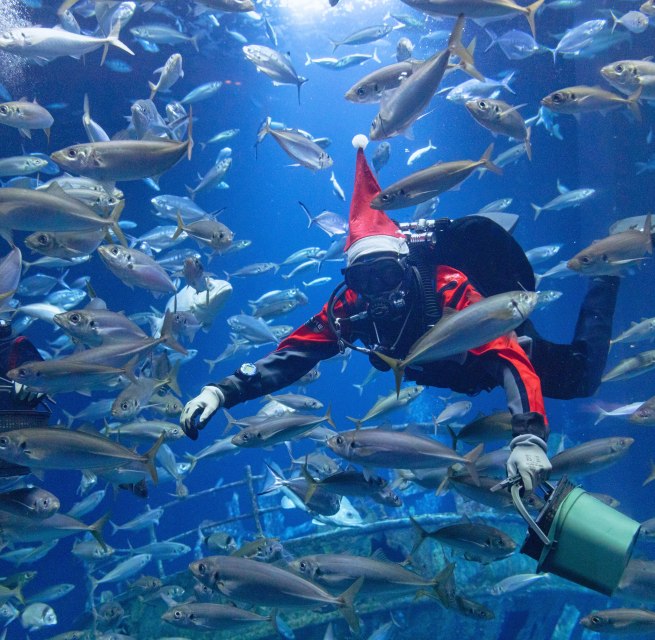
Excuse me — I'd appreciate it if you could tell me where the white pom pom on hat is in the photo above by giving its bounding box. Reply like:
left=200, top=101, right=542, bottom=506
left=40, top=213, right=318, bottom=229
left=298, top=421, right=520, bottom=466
left=351, top=134, right=368, bottom=150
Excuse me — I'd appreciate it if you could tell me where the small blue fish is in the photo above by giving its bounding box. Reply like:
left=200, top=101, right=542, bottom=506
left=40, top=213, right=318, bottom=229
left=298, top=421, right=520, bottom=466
left=105, top=58, right=133, bottom=73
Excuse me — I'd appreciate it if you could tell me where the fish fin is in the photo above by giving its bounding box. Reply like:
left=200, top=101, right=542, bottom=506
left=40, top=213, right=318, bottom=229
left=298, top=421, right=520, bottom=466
left=104, top=20, right=135, bottom=65
left=337, top=576, right=363, bottom=634
left=524, top=0, right=545, bottom=39
left=89, top=511, right=111, bottom=552
left=479, top=143, right=502, bottom=175
left=144, top=432, right=166, bottom=485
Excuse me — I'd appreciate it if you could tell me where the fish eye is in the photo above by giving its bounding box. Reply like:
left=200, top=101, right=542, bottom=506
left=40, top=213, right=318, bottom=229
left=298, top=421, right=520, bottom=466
left=110, top=247, right=119, bottom=255
left=615, top=64, right=624, bottom=73
left=0, top=106, right=7, bottom=114
left=173, top=610, right=182, bottom=619
left=356, top=87, right=366, bottom=96
left=121, top=401, right=130, bottom=411
left=67, top=149, right=76, bottom=158
left=580, top=256, right=591, bottom=264
left=69, top=313, right=80, bottom=323
left=478, top=100, right=487, bottom=109
left=196, top=562, right=206, bottom=574
left=335, top=436, right=343, bottom=445
left=299, top=561, right=306, bottom=571
left=36, top=233, right=49, bottom=245
left=0, top=437, right=8, bottom=447
left=551, top=93, right=563, bottom=103
left=590, top=615, right=602, bottom=624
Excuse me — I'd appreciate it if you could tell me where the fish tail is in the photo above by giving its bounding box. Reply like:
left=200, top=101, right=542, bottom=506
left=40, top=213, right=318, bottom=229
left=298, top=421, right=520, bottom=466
left=408, top=515, right=429, bottom=555
left=462, top=443, right=483, bottom=486
left=160, top=310, right=188, bottom=355
left=627, top=86, right=642, bottom=122
left=183, top=452, right=198, bottom=474
left=372, top=351, right=405, bottom=397
left=594, top=405, right=608, bottom=426
left=345, top=416, right=362, bottom=429
left=524, top=0, right=545, bottom=39
left=89, top=511, right=111, bottom=552
left=298, top=201, right=313, bottom=228
left=222, top=408, right=238, bottom=434
left=323, top=403, right=335, bottom=428
left=610, top=10, right=619, bottom=33
left=256, top=116, right=272, bottom=147
left=203, top=357, right=217, bottom=374
left=304, top=52, right=312, bottom=66
left=104, top=20, right=134, bottom=65
left=480, top=143, right=502, bottom=175
left=447, top=14, right=469, bottom=65
left=337, top=576, right=363, bottom=634
left=190, top=34, right=200, bottom=53
left=148, top=81, right=158, bottom=101
left=173, top=212, right=185, bottom=240
left=484, top=27, right=498, bottom=53
left=433, top=562, right=456, bottom=604
left=328, top=38, right=340, bottom=54
left=259, top=462, right=283, bottom=495
left=109, top=199, right=127, bottom=247
left=531, top=203, right=542, bottom=220
left=144, top=433, right=166, bottom=485
left=300, top=460, right=319, bottom=504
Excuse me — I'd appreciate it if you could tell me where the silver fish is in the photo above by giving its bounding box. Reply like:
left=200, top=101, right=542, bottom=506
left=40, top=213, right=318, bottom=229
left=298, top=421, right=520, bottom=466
left=243, top=45, right=308, bottom=103
left=257, top=117, right=332, bottom=171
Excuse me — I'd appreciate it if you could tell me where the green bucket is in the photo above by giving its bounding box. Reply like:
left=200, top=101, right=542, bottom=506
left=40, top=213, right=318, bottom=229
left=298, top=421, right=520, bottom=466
left=516, top=478, right=640, bottom=596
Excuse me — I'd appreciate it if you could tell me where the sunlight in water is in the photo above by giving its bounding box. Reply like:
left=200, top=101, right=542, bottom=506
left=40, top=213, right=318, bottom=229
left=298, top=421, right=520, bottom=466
left=277, top=0, right=386, bottom=23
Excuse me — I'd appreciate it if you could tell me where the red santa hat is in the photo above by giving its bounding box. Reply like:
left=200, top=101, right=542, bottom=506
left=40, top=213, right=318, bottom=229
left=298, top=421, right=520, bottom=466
left=345, top=134, right=408, bottom=266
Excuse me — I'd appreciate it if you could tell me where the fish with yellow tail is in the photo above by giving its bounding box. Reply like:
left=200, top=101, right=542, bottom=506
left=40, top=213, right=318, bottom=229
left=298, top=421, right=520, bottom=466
left=374, top=290, right=539, bottom=397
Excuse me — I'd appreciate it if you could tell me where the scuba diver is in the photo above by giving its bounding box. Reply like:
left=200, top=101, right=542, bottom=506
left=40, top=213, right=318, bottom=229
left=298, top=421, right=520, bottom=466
left=0, top=317, right=49, bottom=477
left=181, top=137, right=619, bottom=495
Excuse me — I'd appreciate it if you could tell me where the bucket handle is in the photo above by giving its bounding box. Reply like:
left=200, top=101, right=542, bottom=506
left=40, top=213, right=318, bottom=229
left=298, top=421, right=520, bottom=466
left=509, top=482, right=551, bottom=546
left=491, top=475, right=554, bottom=546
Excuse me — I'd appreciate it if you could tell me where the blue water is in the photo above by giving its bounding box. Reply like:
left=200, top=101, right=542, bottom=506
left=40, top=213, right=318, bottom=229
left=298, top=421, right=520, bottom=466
left=0, top=0, right=654, bottom=637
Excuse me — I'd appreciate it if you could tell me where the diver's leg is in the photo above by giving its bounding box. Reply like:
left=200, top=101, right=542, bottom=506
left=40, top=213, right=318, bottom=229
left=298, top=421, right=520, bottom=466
left=519, top=276, right=620, bottom=399
left=569, top=275, right=620, bottom=396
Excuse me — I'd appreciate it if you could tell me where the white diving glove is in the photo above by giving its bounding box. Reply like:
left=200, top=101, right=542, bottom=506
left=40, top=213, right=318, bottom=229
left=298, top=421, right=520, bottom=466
left=506, top=434, right=552, bottom=495
left=180, top=386, right=224, bottom=440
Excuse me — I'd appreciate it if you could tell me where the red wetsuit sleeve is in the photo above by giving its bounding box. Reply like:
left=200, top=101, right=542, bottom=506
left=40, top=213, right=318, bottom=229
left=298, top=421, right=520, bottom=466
left=213, top=290, right=359, bottom=408
left=436, top=265, right=548, bottom=431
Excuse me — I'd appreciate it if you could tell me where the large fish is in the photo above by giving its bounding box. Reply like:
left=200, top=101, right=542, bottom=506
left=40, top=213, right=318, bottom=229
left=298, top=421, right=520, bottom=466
left=289, top=552, right=445, bottom=594
left=399, top=0, right=545, bottom=38
left=0, top=100, right=55, bottom=140
left=243, top=45, right=308, bottom=103
left=257, top=117, right=332, bottom=171
left=567, top=214, right=652, bottom=276
left=465, top=98, right=532, bottom=160
left=0, top=428, right=164, bottom=481
left=327, top=427, right=478, bottom=472
left=549, top=437, right=634, bottom=478
left=162, top=602, right=273, bottom=630
left=51, top=113, right=193, bottom=188
left=371, top=144, right=501, bottom=210
left=0, top=185, right=125, bottom=245
left=374, top=290, right=538, bottom=395
left=189, top=555, right=363, bottom=632
left=601, top=59, right=655, bottom=100
left=0, top=21, right=133, bottom=66
left=347, top=385, right=425, bottom=427
left=602, top=349, right=655, bottom=383
left=370, top=15, right=470, bottom=140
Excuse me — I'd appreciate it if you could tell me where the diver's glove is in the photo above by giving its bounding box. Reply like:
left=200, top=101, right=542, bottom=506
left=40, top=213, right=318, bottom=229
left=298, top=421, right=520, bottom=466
left=180, top=385, right=224, bottom=440
left=506, top=434, right=552, bottom=495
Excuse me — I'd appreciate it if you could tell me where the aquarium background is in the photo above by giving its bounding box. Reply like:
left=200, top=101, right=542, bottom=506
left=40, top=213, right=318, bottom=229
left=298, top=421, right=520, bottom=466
left=0, top=0, right=653, bottom=637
